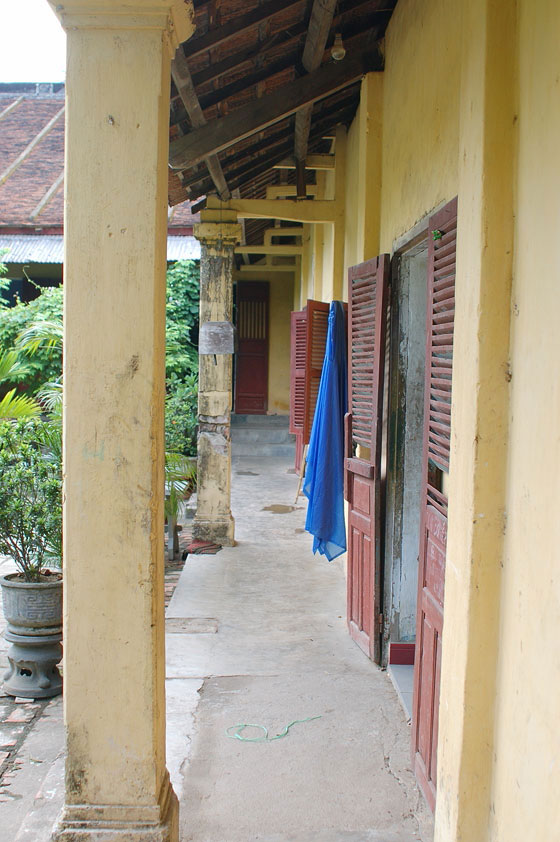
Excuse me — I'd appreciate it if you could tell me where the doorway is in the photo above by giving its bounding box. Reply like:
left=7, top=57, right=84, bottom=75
left=384, top=241, right=428, bottom=683
left=234, top=281, right=269, bottom=414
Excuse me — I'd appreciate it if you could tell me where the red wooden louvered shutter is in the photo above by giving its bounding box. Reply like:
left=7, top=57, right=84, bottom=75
left=289, top=309, right=307, bottom=436
left=347, top=256, right=390, bottom=460
left=303, top=299, right=330, bottom=444
left=345, top=254, right=390, bottom=664
left=412, top=196, right=458, bottom=811
left=425, top=202, right=456, bottom=483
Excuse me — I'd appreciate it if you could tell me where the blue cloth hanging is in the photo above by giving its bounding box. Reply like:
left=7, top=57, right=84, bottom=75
left=303, top=301, right=347, bottom=561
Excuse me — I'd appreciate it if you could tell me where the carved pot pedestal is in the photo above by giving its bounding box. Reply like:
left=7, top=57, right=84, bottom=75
left=1, top=573, right=63, bottom=699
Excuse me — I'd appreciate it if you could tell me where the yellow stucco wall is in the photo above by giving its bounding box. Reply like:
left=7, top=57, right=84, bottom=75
left=323, top=0, right=461, bottom=293
left=267, top=271, right=294, bottom=414
left=379, top=0, right=461, bottom=253
left=489, top=1, right=560, bottom=838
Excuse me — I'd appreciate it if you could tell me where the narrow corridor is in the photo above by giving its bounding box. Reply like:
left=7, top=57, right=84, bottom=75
left=166, top=455, right=433, bottom=842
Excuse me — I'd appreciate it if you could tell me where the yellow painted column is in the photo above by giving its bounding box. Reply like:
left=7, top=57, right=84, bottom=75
left=193, top=219, right=241, bottom=547
left=50, top=2, right=194, bottom=841
left=434, top=1, right=515, bottom=839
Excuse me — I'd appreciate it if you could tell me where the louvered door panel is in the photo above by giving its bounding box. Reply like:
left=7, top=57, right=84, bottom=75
left=412, top=196, right=458, bottom=812
left=347, top=256, right=390, bottom=454
left=427, top=220, right=456, bottom=474
left=290, top=309, right=307, bottom=436
left=345, top=254, right=390, bottom=664
left=303, top=300, right=329, bottom=444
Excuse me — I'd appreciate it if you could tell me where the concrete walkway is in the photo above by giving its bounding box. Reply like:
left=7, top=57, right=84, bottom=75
left=0, top=455, right=433, bottom=841
left=167, top=456, right=433, bottom=842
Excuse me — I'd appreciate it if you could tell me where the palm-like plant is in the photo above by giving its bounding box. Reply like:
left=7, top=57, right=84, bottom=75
left=0, top=351, right=40, bottom=419
left=16, top=318, right=63, bottom=355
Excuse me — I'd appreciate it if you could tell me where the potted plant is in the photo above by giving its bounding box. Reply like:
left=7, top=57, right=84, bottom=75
left=0, top=418, right=63, bottom=698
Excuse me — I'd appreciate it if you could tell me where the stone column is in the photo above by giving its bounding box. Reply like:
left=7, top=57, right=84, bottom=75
left=49, top=2, right=194, bottom=841
left=193, top=219, right=241, bottom=547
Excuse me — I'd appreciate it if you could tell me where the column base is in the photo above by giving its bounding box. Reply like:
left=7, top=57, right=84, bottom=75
left=192, top=514, right=235, bottom=546
left=51, top=776, right=178, bottom=842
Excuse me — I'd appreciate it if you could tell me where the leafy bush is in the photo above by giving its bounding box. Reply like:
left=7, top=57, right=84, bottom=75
left=0, top=286, right=63, bottom=395
left=164, top=260, right=200, bottom=458
left=0, top=419, right=62, bottom=581
left=165, top=260, right=199, bottom=382
left=165, top=374, right=198, bottom=457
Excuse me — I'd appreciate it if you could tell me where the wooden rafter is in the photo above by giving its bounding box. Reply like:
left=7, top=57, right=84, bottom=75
left=198, top=51, right=298, bottom=113
left=183, top=0, right=303, bottom=61
left=186, top=0, right=387, bottom=91
left=294, top=0, right=338, bottom=193
left=184, top=103, right=356, bottom=199
left=169, top=48, right=381, bottom=170
left=171, top=50, right=230, bottom=200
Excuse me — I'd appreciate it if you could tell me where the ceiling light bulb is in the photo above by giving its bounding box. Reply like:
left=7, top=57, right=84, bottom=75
left=331, top=33, right=346, bottom=62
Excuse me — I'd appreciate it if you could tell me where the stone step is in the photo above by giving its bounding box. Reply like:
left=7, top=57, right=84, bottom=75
left=231, top=442, right=295, bottom=458
left=231, top=414, right=290, bottom=428
left=231, top=426, right=294, bottom=444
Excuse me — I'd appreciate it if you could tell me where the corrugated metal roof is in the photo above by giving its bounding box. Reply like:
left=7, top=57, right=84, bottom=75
left=0, top=235, right=200, bottom=264
left=166, top=236, right=201, bottom=260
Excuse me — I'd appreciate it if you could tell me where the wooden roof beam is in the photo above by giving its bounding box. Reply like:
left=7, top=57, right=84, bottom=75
left=171, top=50, right=231, bottom=200
left=273, top=154, right=335, bottom=170
left=188, top=0, right=386, bottom=90
left=169, top=49, right=381, bottom=170
left=235, top=244, right=303, bottom=255
left=206, top=195, right=336, bottom=223
left=266, top=185, right=318, bottom=199
left=294, top=0, right=338, bottom=196
left=186, top=104, right=354, bottom=200
left=183, top=0, right=302, bottom=61
left=263, top=227, right=304, bottom=245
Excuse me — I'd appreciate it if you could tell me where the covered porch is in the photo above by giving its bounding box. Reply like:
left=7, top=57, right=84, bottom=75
left=35, top=0, right=560, bottom=840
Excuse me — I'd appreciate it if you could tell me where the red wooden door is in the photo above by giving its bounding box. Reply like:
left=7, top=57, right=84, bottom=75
left=344, top=255, right=390, bottom=664
left=411, top=197, right=458, bottom=811
left=234, top=281, right=269, bottom=414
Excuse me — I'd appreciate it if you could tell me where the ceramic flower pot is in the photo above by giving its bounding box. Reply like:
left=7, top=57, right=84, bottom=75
left=1, top=573, right=63, bottom=699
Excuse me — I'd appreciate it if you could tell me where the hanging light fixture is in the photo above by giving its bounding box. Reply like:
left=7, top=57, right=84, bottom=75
left=331, top=33, right=346, bottom=62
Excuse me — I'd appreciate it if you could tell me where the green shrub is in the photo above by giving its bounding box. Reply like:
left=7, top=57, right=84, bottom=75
left=0, top=419, right=62, bottom=581
left=165, top=260, right=199, bottom=382
left=165, top=374, right=198, bottom=457
left=0, top=286, right=63, bottom=395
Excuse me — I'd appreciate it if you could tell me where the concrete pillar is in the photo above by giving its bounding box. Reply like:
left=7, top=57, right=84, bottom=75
left=434, top=0, right=515, bottom=839
left=193, top=218, right=241, bottom=547
left=49, top=2, right=194, bottom=841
